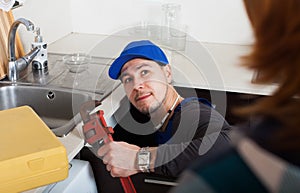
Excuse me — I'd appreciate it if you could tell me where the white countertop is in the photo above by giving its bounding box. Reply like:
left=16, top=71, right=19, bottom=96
left=48, top=32, right=277, bottom=96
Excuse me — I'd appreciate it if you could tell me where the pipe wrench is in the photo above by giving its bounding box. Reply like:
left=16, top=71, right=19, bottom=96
left=80, top=100, right=137, bottom=193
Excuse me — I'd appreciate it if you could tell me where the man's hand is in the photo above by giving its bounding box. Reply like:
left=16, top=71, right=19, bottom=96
left=98, top=141, right=140, bottom=177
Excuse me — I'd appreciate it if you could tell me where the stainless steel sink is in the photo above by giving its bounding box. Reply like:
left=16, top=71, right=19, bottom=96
left=0, top=84, right=92, bottom=136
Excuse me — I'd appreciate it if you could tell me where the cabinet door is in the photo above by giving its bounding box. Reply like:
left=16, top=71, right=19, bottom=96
left=175, top=86, right=264, bottom=125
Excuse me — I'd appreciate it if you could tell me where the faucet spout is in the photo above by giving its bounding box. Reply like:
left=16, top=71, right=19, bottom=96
left=7, top=18, right=40, bottom=81
left=8, top=18, right=35, bottom=62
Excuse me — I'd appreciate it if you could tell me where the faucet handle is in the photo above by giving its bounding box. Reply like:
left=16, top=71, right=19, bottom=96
left=15, top=47, right=41, bottom=71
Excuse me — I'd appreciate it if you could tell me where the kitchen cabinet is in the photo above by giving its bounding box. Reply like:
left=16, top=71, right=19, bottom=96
left=21, top=32, right=275, bottom=192
left=175, top=86, right=265, bottom=125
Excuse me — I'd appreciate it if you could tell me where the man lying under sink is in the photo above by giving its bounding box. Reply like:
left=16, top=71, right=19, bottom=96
left=80, top=40, right=231, bottom=193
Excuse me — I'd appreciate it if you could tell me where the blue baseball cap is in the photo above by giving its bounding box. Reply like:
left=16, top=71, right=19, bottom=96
left=109, top=40, right=169, bottom=79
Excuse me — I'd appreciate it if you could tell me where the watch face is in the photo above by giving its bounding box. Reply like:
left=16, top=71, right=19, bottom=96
left=138, top=152, right=150, bottom=165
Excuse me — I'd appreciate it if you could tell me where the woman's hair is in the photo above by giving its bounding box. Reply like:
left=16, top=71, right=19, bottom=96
left=239, top=0, right=300, bottom=149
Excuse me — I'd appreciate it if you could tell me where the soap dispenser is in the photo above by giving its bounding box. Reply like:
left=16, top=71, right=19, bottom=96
left=31, top=27, right=48, bottom=70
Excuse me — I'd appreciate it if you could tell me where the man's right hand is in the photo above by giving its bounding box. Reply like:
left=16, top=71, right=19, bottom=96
left=98, top=141, right=140, bottom=177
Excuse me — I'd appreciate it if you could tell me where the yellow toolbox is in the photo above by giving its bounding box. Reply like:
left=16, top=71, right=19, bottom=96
left=0, top=106, right=69, bottom=193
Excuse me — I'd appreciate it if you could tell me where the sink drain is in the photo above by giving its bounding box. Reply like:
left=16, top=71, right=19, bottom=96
left=47, top=91, right=55, bottom=100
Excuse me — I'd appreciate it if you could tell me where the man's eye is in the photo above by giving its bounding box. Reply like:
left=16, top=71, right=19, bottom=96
left=141, top=70, right=149, bottom=76
left=123, top=77, right=132, bottom=84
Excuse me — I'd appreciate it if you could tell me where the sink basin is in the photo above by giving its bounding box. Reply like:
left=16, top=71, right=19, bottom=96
left=0, top=84, right=92, bottom=136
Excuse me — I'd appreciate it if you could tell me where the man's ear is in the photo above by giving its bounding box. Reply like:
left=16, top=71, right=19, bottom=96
left=164, top=65, right=172, bottom=84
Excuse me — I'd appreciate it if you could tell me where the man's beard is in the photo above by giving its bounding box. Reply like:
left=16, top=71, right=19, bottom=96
left=136, top=88, right=168, bottom=115
left=132, top=79, right=169, bottom=114
left=142, top=99, right=163, bottom=115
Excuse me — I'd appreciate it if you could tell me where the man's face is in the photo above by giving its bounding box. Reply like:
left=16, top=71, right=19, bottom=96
left=119, top=58, right=172, bottom=114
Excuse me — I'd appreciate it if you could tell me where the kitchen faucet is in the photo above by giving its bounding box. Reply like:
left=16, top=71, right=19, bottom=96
left=7, top=18, right=41, bottom=81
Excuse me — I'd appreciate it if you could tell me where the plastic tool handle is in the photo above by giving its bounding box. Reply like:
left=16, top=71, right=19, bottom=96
left=120, top=177, right=137, bottom=193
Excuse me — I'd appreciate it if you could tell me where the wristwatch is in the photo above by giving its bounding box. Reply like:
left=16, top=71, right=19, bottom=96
left=137, top=147, right=151, bottom=173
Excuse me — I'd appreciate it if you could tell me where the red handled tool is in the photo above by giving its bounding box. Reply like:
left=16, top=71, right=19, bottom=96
left=80, top=100, right=137, bottom=193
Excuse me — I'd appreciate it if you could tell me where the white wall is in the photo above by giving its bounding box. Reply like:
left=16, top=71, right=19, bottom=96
left=70, top=0, right=253, bottom=45
left=10, top=0, right=253, bottom=50
left=12, top=0, right=72, bottom=51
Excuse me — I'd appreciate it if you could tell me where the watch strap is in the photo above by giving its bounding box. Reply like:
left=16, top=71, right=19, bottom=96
left=137, top=147, right=150, bottom=173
